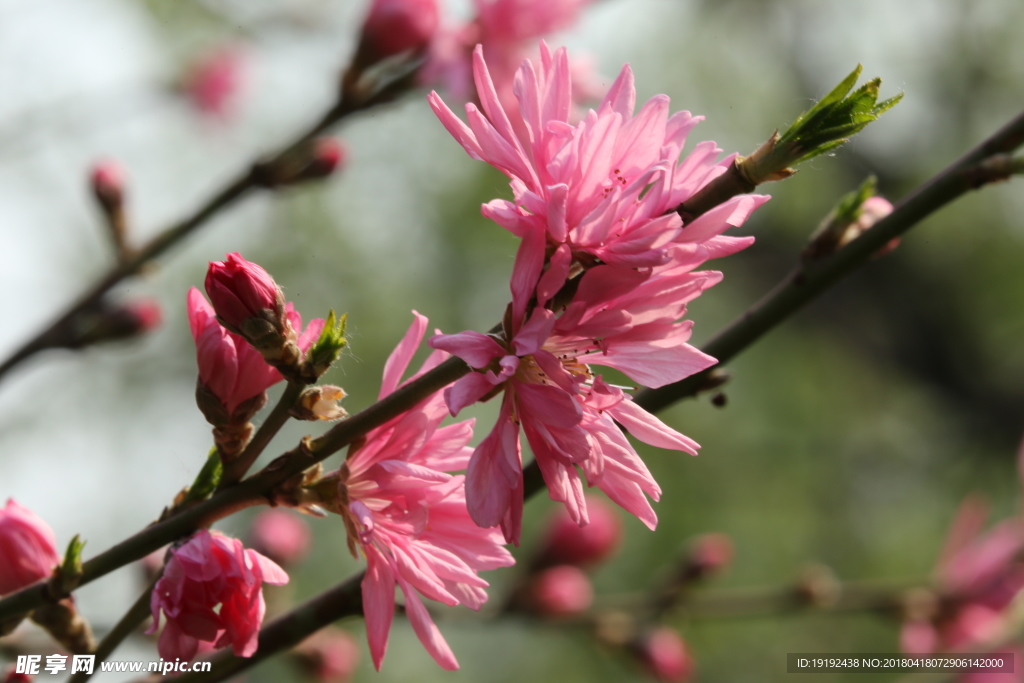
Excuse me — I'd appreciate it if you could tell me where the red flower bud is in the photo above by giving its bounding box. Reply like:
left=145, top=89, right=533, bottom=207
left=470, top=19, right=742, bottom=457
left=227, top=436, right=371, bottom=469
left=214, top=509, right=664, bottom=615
left=636, top=627, right=694, bottom=682
left=0, top=499, right=60, bottom=596
left=538, top=496, right=622, bottom=567
left=530, top=565, right=593, bottom=617
left=293, top=628, right=361, bottom=683
left=89, top=159, right=124, bottom=211
left=358, top=0, right=439, bottom=64
left=248, top=509, right=312, bottom=567
left=685, top=533, right=734, bottom=579
left=184, top=47, right=243, bottom=119
left=4, top=668, right=33, bottom=683
left=205, top=253, right=282, bottom=331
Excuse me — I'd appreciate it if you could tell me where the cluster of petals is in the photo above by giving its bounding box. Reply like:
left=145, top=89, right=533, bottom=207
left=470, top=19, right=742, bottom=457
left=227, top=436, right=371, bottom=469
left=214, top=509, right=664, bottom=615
left=148, top=529, right=288, bottom=661
left=427, top=44, right=768, bottom=542
left=901, top=495, right=1024, bottom=667
left=333, top=313, right=514, bottom=670
left=0, top=499, right=60, bottom=596
left=187, top=287, right=323, bottom=415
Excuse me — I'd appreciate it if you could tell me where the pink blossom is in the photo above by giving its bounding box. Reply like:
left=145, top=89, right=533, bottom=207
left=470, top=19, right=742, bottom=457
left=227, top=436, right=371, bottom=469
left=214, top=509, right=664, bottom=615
left=430, top=259, right=721, bottom=542
left=686, top=533, right=734, bottom=578
left=429, top=44, right=767, bottom=273
left=900, top=495, right=1024, bottom=677
left=358, top=0, right=439, bottom=64
left=538, top=495, right=621, bottom=567
left=248, top=509, right=312, bottom=567
left=184, top=48, right=243, bottom=119
left=148, top=529, right=288, bottom=661
left=529, top=565, right=593, bottom=616
left=332, top=313, right=514, bottom=670
left=0, top=499, right=60, bottom=596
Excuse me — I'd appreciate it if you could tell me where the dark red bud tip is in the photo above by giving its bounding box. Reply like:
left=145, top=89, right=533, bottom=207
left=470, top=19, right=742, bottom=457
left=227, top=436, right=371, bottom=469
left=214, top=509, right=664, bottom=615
left=636, top=627, right=695, bottom=682
left=358, top=0, right=439, bottom=64
left=89, top=159, right=125, bottom=208
left=308, top=138, right=347, bottom=179
left=686, top=533, right=734, bottom=578
left=204, top=253, right=281, bottom=330
left=125, top=299, right=163, bottom=333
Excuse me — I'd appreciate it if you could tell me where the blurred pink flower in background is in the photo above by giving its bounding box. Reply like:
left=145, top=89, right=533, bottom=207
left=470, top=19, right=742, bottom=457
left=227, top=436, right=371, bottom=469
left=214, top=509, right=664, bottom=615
left=357, top=0, right=439, bottom=65
left=183, top=47, right=244, bottom=119
left=529, top=565, right=593, bottom=616
left=636, top=627, right=695, bottom=682
left=293, top=627, right=361, bottom=683
left=0, top=500, right=60, bottom=596
left=148, top=529, right=288, bottom=661
left=538, top=495, right=622, bottom=567
left=248, top=509, right=312, bottom=568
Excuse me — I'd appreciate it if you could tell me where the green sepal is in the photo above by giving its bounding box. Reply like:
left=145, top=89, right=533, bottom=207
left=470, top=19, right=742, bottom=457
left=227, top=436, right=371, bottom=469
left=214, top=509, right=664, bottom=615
left=834, top=176, right=879, bottom=223
left=185, top=447, right=223, bottom=503
left=55, top=534, right=86, bottom=594
left=303, top=309, right=348, bottom=380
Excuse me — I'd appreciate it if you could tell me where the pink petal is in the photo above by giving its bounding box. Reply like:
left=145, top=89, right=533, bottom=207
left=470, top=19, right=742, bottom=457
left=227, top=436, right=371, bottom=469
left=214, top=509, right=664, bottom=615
left=380, top=312, right=428, bottom=399
left=396, top=576, right=459, bottom=670
left=429, top=331, right=505, bottom=369
left=362, top=545, right=396, bottom=671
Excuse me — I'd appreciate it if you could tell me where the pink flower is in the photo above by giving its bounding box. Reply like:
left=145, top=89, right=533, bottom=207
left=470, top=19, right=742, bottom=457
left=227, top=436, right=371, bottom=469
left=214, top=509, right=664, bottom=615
left=204, top=253, right=282, bottom=331
left=188, top=287, right=280, bottom=416
left=358, top=0, right=439, bottom=64
left=529, top=565, right=592, bottom=616
left=538, top=495, right=621, bottom=567
left=0, top=500, right=60, bottom=596
left=148, top=529, right=288, bottom=661
left=429, top=44, right=767, bottom=273
left=901, top=495, right=1024, bottom=674
left=184, top=48, right=243, bottom=119
left=332, top=313, right=514, bottom=670
left=636, top=627, right=695, bottom=682
left=430, top=259, right=721, bottom=542
left=248, top=509, right=312, bottom=567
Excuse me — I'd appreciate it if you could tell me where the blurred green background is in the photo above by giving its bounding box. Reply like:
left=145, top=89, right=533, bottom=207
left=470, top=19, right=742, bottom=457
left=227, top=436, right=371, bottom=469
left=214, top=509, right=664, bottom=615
left=1, top=0, right=1023, bottom=681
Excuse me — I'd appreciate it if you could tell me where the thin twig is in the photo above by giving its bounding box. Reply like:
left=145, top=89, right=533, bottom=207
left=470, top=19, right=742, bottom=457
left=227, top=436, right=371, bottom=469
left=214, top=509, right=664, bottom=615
left=219, top=381, right=304, bottom=489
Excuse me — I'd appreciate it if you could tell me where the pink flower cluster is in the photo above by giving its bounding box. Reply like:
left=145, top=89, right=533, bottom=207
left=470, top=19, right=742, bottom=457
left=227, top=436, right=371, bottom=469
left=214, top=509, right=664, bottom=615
left=330, top=313, right=514, bottom=670
left=148, top=530, right=288, bottom=661
left=428, top=45, right=767, bottom=542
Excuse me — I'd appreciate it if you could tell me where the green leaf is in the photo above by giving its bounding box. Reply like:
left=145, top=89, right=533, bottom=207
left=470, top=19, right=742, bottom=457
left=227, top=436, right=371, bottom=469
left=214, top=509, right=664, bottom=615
left=303, top=309, right=348, bottom=380
left=186, top=447, right=223, bottom=503
left=55, top=534, right=86, bottom=593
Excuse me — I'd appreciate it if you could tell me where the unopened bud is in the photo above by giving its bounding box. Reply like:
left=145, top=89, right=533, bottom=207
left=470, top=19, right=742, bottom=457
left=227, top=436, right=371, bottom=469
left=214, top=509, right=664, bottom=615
left=249, top=509, right=312, bottom=567
left=795, top=563, right=840, bottom=608
left=537, top=496, right=622, bottom=568
left=0, top=500, right=60, bottom=596
left=356, top=0, right=439, bottom=67
left=634, top=627, right=695, bottom=682
left=253, top=138, right=347, bottom=188
left=66, top=298, right=161, bottom=349
left=292, top=386, right=348, bottom=422
left=89, top=160, right=124, bottom=211
left=529, top=565, right=593, bottom=617
left=683, top=533, right=734, bottom=580
left=183, top=47, right=243, bottom=119
left=293, top=627, right=361, bottom=683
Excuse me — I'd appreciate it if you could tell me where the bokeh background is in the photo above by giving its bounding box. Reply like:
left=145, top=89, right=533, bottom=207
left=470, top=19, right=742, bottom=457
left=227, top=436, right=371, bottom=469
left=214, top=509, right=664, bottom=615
left=1, top=0, right=1023, bottom=680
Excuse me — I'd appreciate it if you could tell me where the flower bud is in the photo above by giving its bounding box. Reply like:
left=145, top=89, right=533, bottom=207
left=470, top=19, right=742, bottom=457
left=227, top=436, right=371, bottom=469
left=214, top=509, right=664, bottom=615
left=253, top=138, right=347, bottom=188
left=69, top=298, right=162, bottom=348
left=529, top=565, right=593, bottom=617
left=537, top=496, right=622, bottom=567
left=356, top=0, right=439, bottom=66
left=205, top=253, right=298, bottom=365
left=184, top=47, right=243, bottom=119
left=89, top=159, right=124, bottom=212
left=683, top=533, right=734, bottom=580
left=635, top=627, right=695, bottom=682
left=249, top=509, right=312, bottom=567
left=293, top=627, right=361, bottom=683
left=0, top=499, right=60, bottom=595
left=292, top=386, right=348, bottom=421
left=4, top=668, right=33, bottom=683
